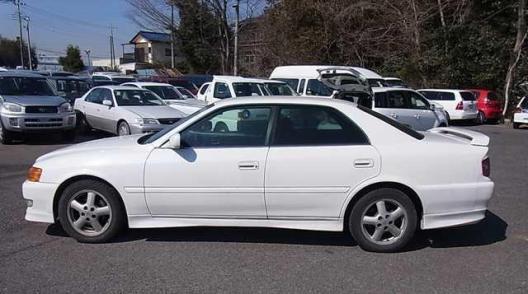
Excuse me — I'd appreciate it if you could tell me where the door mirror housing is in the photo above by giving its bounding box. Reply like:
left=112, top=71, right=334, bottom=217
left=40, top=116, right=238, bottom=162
left=165, top=133, right=181, bottom=149
left=102, top=99, right=113, bottom=107
left=429, top=103, right=436, bottom=111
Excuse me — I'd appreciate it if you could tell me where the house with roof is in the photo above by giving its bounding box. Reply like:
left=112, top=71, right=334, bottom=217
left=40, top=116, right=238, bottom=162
left=128, top=31, right=184, bottom=67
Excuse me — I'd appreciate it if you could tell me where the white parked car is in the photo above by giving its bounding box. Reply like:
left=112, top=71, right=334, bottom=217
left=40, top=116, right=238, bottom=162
left=372, top=87, right=448, bottom=130
left=197, top=76, right=269, bottom=104
left=121, top=82, right=205, bottom=115
left=91, top=72, right=136, bottom=84
left=418, top=89, right=478, bottom=122
left=23, top=96, right=494, bottom=252
left=196, top=82, right=211, bottom=101
left=513, top=96, right=528, bottom=129
left=74, top=86, right=186, bottom=136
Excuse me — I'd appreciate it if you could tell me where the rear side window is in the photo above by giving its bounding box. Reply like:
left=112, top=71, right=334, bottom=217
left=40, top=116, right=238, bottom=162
left=419, top=91, right=455, bottom=101
left=274, top=79, right=299, bottom=92
left=358, top=105, right=424, bottom=140
left=460, top=91, right=476, bottom=101
left=273, top=105, right=369, bottom=146
left=85, top=88, right=103, bottom=104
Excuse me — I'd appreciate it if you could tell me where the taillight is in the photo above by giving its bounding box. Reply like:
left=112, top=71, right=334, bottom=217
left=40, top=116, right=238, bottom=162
left=456, top=101, right=463, bottom=110
left=482, top=157, right=490, bottom=177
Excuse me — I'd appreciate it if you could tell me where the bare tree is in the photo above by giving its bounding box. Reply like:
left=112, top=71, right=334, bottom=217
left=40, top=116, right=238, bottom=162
left=503, top=0, right=527, bottom=117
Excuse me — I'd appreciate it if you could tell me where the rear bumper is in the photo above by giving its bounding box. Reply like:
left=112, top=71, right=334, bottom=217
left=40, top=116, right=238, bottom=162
left=448, top=111, right=478, bottom=120
left=22, top=181, right=58, bottom=224
left=481, top=108, right=502, bottom=120
left=513, top=112, right=528, bottom=124
left=420, top=180, right=494, bottom=230
left=1, top=112, right=76, bottom=132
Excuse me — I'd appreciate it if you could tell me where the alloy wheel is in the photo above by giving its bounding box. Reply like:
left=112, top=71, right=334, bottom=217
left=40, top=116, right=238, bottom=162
left=118, top=122, right=130, bottom=136
left=66, top=190, right=112, bottom=237
left=360, top=199, right=408, bottom=245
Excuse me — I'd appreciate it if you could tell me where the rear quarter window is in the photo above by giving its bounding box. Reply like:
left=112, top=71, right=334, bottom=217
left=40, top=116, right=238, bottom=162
left=419, top=91, right=455, bottom=101
left=460, top=91, right=476, bottom=101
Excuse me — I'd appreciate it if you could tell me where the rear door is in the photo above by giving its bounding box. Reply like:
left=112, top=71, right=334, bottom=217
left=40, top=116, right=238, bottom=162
left=81, top=88, right=104, bottom=129
left=406, top=90, right=437, bottom=130
left=264, top=105, right=380, bottom=219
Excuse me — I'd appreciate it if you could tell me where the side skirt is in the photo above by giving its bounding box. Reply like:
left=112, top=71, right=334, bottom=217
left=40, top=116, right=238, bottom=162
left=128, top=215, right=343, bottom=232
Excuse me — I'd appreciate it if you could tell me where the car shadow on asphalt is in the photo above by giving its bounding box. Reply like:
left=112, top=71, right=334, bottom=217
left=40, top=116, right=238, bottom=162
left=45, top=211, right=507, bottom=252
left=7, top=130, right=111, bottom=145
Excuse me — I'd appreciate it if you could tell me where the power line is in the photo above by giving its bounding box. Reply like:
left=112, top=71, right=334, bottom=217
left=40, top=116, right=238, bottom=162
left=24, top=3, right=111, bottom=30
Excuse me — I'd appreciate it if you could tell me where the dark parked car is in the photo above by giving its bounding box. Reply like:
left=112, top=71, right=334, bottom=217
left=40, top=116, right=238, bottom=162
left=48, top=76, right=92, bottom=105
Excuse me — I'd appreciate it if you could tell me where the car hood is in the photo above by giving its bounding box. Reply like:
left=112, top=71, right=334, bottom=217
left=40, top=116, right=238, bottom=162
left=36, top=134, right=146, bottom=163
left=120, top=105, right=187, bottom=119
left=1, top=95, right=67, bottom=106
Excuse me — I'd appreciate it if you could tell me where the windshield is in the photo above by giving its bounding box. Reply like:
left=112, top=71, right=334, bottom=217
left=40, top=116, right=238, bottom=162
left=176, top=87, right=196, bottom=99
left=265, top=82, right=296, bottom=96
left=0, top=76, right=55, bottom=96
left=144, top=86, right=183, bottom=100
left=114, top=89, right=165, bottom=106
left=232, top=82, right=265, bottom=97
left=139, top=103, right=214, bottom=144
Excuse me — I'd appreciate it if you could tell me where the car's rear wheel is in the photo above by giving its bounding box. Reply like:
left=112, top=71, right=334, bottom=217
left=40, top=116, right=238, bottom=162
left=513, top=122, right=520, bottom=129
left=58, top=179, right=126, bottom=243
left=117, top=121, right=131, bottom=136
left=76, top=112, right=92, bottom=134
left=348, top=188, right=417, bottom=252
left=476, top=111, right=485, bottom=124
left=0, top=121, right=14, bottom=144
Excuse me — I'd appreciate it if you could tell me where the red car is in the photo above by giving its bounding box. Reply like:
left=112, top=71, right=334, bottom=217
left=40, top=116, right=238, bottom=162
left=469, top=89, right=503, bottom=123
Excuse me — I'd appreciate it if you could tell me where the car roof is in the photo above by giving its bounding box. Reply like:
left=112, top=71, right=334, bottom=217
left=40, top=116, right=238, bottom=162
left=383, top=77, right=402, bottom=80
left=122, top=82, right=173, bottom=87
left=94, top=85, right=147, bottom=90
left=0, top=71, right=48, bottom=78
left=212, top=95, right=356, bottom=108
left=372, top=87, right=417, bottom=93
left=270, top=65, right=383, bottom=79
left=48, top=75, right=89, bottom=81
left=418, top=89, right=472, bottom=93
left=212, top=75, right=267, bottom=83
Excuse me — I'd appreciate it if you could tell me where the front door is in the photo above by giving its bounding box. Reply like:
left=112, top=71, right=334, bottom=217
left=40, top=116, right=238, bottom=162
left=144, top=105, right=273, bottom=217
left=264, top=105, right=381, bottom=219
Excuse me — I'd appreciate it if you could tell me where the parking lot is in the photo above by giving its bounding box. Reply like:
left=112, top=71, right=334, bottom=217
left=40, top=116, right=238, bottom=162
left=0, top=124, right=526, bottom=293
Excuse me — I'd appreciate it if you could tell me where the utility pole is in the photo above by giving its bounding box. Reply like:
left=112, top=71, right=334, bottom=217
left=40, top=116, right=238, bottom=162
left=15, top=0, right=25, bottom=68
left=233, top=0, right=240, bottom=76
left=24, top=16, right=32, bottom=70
left=109, top=25, right=116, bottom=70
left=170, top=3, right=175, bottom=68
left=84, top=49, right=91, bottom=67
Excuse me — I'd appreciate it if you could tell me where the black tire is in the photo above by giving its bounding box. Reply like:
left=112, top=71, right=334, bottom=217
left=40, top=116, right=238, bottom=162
left=0, top=121, right=14, bottom=145
left=213, top=121, right=229, bottom=133
left=76, top=112, right=92, bottom=134
left=348, top=188, right=417, bottom=253
left=117, top=121, right=131, bottom=136
left=513, top=122, right=520, bottom=129
left=62, top=129, right=76, bottom=142
left=476, top=111, right=485, bottom=125
left=58, top=179, right=126, bottom=243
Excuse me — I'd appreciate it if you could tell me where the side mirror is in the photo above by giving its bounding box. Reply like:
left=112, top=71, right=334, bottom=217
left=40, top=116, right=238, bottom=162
left=102, top=99, right=113, bottom=107
left=430, top=104, right=436, bottom=111
left=165, top=133, right=181, bottom=149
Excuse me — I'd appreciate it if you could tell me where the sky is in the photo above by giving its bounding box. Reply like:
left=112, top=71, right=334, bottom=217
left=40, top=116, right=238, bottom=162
left=0, top=0, right=140, bottom=60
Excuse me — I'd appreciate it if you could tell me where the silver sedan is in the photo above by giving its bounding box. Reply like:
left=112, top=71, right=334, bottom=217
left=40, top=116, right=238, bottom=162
left=74, top=86, right=187, bottom=136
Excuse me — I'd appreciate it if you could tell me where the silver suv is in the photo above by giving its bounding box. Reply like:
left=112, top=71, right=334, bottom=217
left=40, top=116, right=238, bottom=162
left=0, top=72, right=76, bottom=144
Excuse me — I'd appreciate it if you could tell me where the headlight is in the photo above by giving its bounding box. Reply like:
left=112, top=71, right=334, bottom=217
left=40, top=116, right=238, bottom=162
left=2, top=102, right=24, bottom=113
left=58, top=102, right=73, bottom=113
left=135, top=118, right=159, bottom=125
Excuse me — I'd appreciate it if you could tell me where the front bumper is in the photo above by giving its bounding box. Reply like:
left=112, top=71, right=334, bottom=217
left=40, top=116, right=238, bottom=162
left=23, top=181, right=59, bottom=224
left=129, top=123, right=166, bottom=134
left=513, top=112, right=528, bottom=124
left=1, top=112, right=76, bottom=132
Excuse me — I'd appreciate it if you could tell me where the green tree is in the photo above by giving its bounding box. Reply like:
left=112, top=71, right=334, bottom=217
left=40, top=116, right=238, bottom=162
left=59, top=45, right=84, bottom=72
left=0, top=35, right=38, bottom=69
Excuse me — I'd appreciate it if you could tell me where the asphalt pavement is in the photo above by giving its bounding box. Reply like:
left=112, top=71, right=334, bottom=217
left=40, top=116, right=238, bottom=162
left=0, top=124, right=527, bottom=293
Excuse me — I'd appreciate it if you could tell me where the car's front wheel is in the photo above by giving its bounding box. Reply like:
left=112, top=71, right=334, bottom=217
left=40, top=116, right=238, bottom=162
left=117, top=121, right=131, bottom=136
left=0, top=121, right=14, bottom=144
left=58, top=179, right=126, bottom=243
left=348, top=188, right=417, bottom=252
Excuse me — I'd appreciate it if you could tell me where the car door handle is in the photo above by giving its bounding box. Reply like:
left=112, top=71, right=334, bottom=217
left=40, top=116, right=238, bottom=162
left=354, top=159, right=374, bottom=168
left=238, top=161, right=259, bottom=170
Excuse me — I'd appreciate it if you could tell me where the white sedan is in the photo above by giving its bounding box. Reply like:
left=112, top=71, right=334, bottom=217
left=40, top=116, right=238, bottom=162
left=23, top=96, right=494, bottom=252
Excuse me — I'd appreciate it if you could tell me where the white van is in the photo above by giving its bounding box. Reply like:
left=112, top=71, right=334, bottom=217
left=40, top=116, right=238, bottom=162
left=269, top=65, right=385, bottom=96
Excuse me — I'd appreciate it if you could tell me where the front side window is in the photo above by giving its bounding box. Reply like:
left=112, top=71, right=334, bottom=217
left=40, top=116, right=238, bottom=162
left=181, top=106, right=272, bottom=148
left=114, top=90, right=164, bottom=106
left=213, top=82, right=232, bottom=99
left=274, top=78, right=299, bottom=92
left=273, top=106, right=369, bottom=146
left=306, top=79, right=333, bottom=96
left=85, top=88, right=103, bottom=104
left=408, top=92, right=429, bottom=109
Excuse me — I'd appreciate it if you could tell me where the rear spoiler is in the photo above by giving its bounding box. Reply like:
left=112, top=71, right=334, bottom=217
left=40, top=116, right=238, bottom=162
left=428, top=127, right=490, bottom=146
